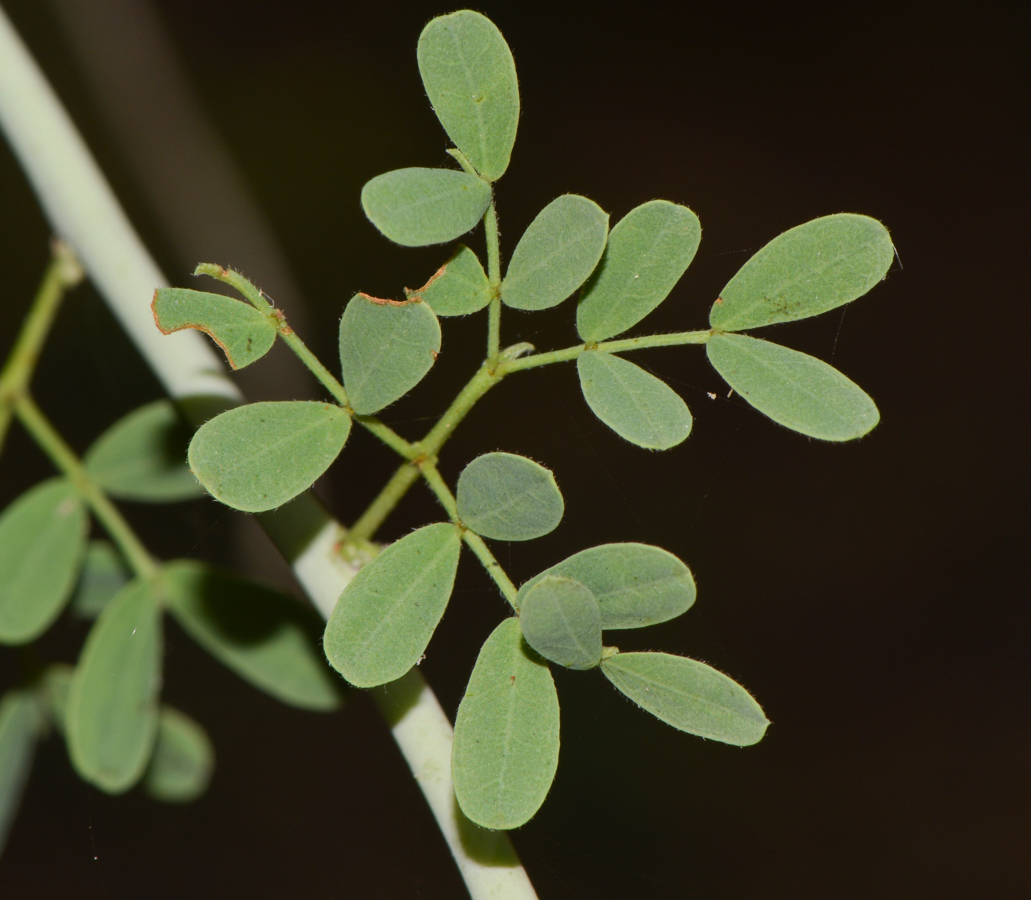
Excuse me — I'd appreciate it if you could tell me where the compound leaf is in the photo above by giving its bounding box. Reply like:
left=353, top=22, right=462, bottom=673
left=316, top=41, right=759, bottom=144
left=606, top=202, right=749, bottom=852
left=417, top=10, right=519, bottom=182
left=519, top=576, right=602, bottom=670
left=577, top=200, right=701, bottom=342
left=0, top=690, right=40, bottom=854
left=324, top=524, right=461, bottom=688
left=162, top=560, right=342, bottom=711
left=502, top=195, right=609, bottom=310
left=84, top=400, right=203, bottom=502
left=71, top=541, right=130, bottom=619
left=578, top=351, right=692, bottom=450
left=338, top=294, right=442, bottom=415
left=602, top=652, right=768, bottom=746
left=66, top=579, right=162, bottom=793
left=152, top=288, right=276, bottom=369
left=457, top=452, right=564, bottom=541
left=711, top=214, right=894, bottom=332
left=518, top=543, right=695, bottom=630
left=361, top=168, right=491, bottom=246
left=144, top=706, right=215, bottom=803
left=405, top=244, right=491, bottom=316
left=0, top=479, right=87, bottom=645
left=707, top=333, right=879, bottom=441
left=452, top=618, right=559, bottom=829
left=188, top=401, right=351, bottom=512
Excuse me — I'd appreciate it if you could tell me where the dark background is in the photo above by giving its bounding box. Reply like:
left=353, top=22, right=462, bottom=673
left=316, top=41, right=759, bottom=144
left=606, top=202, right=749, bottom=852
left=0, top=1, right=1027, bottom=897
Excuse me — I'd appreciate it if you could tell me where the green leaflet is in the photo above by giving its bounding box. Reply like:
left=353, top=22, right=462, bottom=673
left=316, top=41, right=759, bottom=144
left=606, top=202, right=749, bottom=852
left=41, top=664, right=74, bottom=735
left=66, top=578, right=163, bottom=793
left=707, top=333, right=879, bottom=441
left=162, top=560, right=342, bottom=711
left=84, top=400, right=204, bottom=502
left=601, top=652, right=768, bottom=746
left=144, top=706, right=215, bottom=803
left=361, top=168, right=492, bottom=246
left=577, top=351, right=692, bottom=450
left=577, top=200, right=701, bottom=342
left=452, top=618, right=560, bottom=830
left=188, top=401, right=351, bottom=512
left=405, top=244, right=492, bottom=316
left=518, top=543, right=695, bottom=630
left=324, top=523, right=461, bottom=688
left=711, top=214, right=894, bottom=332
left=0, top=690, right=40, bottom=855
left=417, top=11, right=519, bottom=182
left=71, top=541, right=130, bottom=619
left=0, top=478, right=87, bottom=645
left=456, top=452, right=564, bottom=541
left=152, top=287, right=277, bottom=369
left=502, top=195, right=609, bottom=311
left=338, top=294, right=442, bottom=415
left=518, top=576, right=602, bottom=670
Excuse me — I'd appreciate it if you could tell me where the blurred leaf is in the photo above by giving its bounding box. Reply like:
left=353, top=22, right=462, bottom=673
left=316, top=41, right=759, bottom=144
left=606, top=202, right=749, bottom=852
left=71, top=541, right=130, bottom=619
left=0, top=690, right=40, bottom=856
left=361, top=168, right=491, bottom=246
left=144, top=706, right=215, bottom=803
left=417, top=10, right=519, bottom=182
left=502, top=195, right=608, bottom=310
left=338, top=294, right=442, bottom=415
left=188, top=401, right=351, bottom=512
left=707, top=333, right=879, bottom=440
left=41, top=664, right=74, bottom=735
left=405, top=244, right=491, bottom=316
left=452, top=618, right=559, bottom=829
left=711, top=214, right=894, bottom=332
left=601, top=652, right=768, bottom=746
left=152, top=288, right=276, bottom=369
left=324, top=524, right=461, bottom=688
left=456, top=452, right=564, bottom=541
left=0, top=478, right=87, bottom=645
left=518, top=543, right=695, bottom=630
left=577, top=200, right=701, bottom=342
left=84, top=400, right=202, bottom=502
left=519, top=576, right=601, bottom=670
left=162, top=560, right=342, bottom=711
left=577, top=351, right=692, bottom=449
left=67, top=579, right=162, bottom=793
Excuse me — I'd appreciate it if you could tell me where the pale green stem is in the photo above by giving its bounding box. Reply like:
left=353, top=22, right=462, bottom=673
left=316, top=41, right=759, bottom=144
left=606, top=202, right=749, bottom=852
left=14, top=394, right=158, bottom=580
left=194, top=261, right=270, bottom=311
left=419, top=361, right=501, bottom=458
left=498, top=329, right=713, bottom=375
left=0, top=242, right=84, bottom=454
left=484, top=205, right=502, bottom=362
left=346, top=463, right=422, bottom=544
left=418, top=462, right=518, bottom=608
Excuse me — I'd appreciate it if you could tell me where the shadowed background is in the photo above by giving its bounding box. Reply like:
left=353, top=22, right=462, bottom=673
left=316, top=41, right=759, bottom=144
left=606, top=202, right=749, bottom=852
left=0, top=1, right=1026, bottom=897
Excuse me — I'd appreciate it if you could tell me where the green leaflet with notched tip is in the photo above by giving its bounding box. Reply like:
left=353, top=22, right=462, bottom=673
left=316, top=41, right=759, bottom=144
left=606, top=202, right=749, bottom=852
left=405, top=244, right=491, bottom=316
left=144, top=706, right=215, bottom=803
left=601, top=652, right=768, bottom=745
left=417, top=10, right=519, bottom=182
left=456, top=452, right=564, bottom=541
left=0, top=478, right=87, bottom=645
left=66, top=578, right=162, bottom=793
left=188, top=401, right=351, bottom=512
left=576, top=200, right=701, bottom=342
left=338, top=294, right=442, bottom=415
left=710, top=214, right=894, bottom=332
left=517, top=542, right=695, bottom=630
left=84, top=400, right=203, bottom=502
left=707, top=333, right=879, bottom=441
left=502, top=195, right=608, bottom=311
left=578, top=351, right=692, bottom=450
left=324, top=523, right=461, bottom=689
left=361, top=168, right=492, bottom=246
left=452, top=618, right=560, bottom=830
left=519, top=576, right=602, bottom=670
left=152, top=288, right=277, bottom=370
